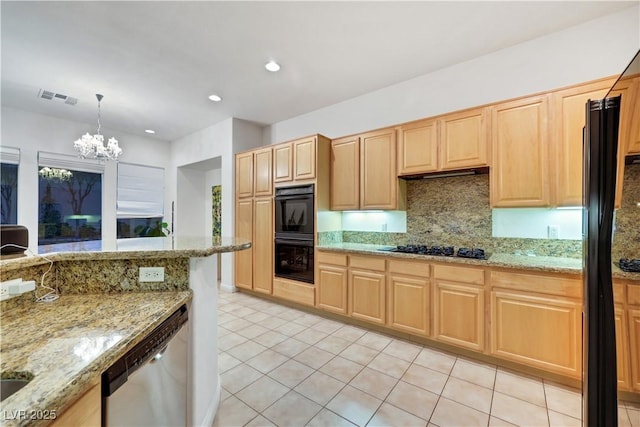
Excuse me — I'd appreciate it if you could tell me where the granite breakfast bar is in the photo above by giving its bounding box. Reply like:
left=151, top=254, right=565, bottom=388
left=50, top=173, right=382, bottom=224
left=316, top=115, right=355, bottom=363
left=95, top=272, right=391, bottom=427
left=0, top=236, right=251, bottom=427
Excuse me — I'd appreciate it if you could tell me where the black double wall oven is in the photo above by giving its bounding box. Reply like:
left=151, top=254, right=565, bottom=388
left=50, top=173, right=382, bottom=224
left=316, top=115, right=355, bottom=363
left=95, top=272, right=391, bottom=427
left=274, top=184, right=314, bottom=284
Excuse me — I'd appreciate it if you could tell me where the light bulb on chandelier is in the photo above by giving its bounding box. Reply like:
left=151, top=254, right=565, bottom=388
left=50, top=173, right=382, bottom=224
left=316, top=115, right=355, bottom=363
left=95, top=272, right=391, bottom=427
left=74, top=94, right=122, bottom=161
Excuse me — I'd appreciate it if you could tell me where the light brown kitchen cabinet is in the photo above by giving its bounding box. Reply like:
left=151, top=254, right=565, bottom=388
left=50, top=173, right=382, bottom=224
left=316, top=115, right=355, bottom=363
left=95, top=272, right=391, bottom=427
left=615, top=305, right=631, bottom=390
left=330, top=136, right=360, bottom=210
left=317, top=252, right=348, bottom=314
left=630, top=308, right=640, bottom=392
left=252, top=198, right=273, bottom=294
left=273, top=277, right=315, bottom=306
left=489, top=270, right=582, bottom=378
left=432, top=264, right=485, bottom=351
left=253, top=147, right=273, bottom=197
left=387, top=259, right=430, bottom=336
left=360, top=128, right=400, bottom=210
left=274, top=144, right=293, bottom=182
left=234, top=198, right=253, bottom=290
left=440, top=108, right=490, bottom=171
left=397, top=108, right=489, bottom=176
left=273, top=135, right=321, bottom=183
left=490, top=95, right=551, bottom=207
left=348, top=255, right=386, bottom=324
left=551, top=79, right=614, bottom=206
left=236, top=152, right=254, bottom=199
left=50, top=382, right=100, bottom=427
left=397, top=119, right=438, bottom=175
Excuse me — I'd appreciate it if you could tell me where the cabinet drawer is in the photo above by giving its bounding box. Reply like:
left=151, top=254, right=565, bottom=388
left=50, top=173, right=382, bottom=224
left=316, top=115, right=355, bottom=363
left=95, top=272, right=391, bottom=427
left=490, top=270, right=582, bottom=298
left=350, top=255, right=385, bottom=271
left=629, top=284, right=640, bottom=306
left=273, top=278, right=315, bottom=306
left=433, top=264, right=484, bottom=285
left=317, top=251, right=348, bottom=266
left=388, top=259, right=430, bottom=277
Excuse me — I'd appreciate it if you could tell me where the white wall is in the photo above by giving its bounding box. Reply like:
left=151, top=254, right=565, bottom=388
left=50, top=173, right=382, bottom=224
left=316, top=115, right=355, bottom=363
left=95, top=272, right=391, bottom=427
left=263, top=6, right=639, bottom=144
left=170, top=118, right=262, bottom=290
left=0, top=106, right=170, bottom=252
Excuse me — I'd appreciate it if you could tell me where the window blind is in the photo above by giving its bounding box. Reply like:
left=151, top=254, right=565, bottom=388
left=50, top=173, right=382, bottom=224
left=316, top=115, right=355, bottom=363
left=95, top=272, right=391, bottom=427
left=117, top=162, right=164, bottom=218
left=38, top=151, right=105, bottom=174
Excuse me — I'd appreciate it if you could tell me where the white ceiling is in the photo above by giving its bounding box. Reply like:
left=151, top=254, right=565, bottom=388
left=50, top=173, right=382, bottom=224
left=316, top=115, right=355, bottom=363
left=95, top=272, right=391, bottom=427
left=1, top=1, right=636, bottom=142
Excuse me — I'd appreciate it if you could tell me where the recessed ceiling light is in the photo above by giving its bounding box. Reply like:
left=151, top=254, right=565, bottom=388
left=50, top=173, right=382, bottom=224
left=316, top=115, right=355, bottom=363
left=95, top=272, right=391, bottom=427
left=265, top=60, right=280, bottom=72
left=145, top=129, right=155, bottom=134
left=208, top=94, right=222, bottom=102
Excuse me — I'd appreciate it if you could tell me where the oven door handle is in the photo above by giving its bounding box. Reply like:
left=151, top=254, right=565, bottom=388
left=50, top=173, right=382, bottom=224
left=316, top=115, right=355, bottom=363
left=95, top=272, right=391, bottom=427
left=275, top=237, right=314, bottom=246
left=275, top=194, right=313, bottom=201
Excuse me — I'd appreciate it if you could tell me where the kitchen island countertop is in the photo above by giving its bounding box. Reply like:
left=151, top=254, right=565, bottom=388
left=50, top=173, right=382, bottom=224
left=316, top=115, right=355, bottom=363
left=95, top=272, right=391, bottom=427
left=0, top=291, right=192, bottom=427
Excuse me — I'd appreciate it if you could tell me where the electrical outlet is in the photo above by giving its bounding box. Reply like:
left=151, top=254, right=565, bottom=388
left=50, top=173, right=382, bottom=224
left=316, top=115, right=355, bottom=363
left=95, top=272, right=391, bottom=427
left=139, top=267, right=165, bottom=282
left=548, top=225, right=559, bottom=239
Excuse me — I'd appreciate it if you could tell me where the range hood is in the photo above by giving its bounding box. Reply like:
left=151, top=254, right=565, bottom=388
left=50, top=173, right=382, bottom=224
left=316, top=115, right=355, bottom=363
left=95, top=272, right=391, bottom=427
left=399, top=167, right=488, bottom=180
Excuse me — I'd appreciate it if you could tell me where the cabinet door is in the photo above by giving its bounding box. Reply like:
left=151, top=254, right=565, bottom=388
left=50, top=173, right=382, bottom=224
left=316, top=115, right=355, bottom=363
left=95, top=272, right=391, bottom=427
left=317, top=264, right=348, bottom=314
left=360, top=128, right=398, bottom=209
left=234, top=199, right=253, bottom=289
left=349, top=269, right=386, bottom=324
left=50, top=382, right=100, bottom=427
left=491, top=290, right=581, bottom=378
left=236, top=152, right=254, bottom=199
left=388, top=273, right=430, bottom=336
left=398, top=119, right=438, bottom=175
left=294, top=137, right=317, bottom=180
left=615, top=305, right=631, bottom=390
left=610, top=77, right=639, bottom=207
left=433, top=281, right=484, bottom=351
left=253, top=147, right=273, bottom=197
left=551, top=80, right=612, bottom=206
left=253, top=198, right=273, bottom=294
left=629, top=307, right=640, bottom=392
left=491, top=95, right=550, bottom=207
left=330, top=136, right=360, bottom=210
left=439, top=108, right=489, bottom=171
left=274, top=143, right=293, bottom=183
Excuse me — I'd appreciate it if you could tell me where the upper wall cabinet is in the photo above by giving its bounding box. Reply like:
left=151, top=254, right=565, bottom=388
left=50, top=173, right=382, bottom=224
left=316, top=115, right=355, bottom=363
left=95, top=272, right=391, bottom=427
left=490, top=95, right=551, bottom=207
left=273, top=135, right=319, bottom=183
left=235, top=147, right=273, bottom=198
left=330, top=128, right=404, bottom=210
left=397, top=107, right=489, bottom=176
left=551, top=78, right=614, bottom=206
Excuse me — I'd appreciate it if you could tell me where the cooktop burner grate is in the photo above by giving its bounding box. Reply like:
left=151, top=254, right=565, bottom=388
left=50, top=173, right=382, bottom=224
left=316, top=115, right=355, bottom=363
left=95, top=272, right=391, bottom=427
left=619, top=258, right=640, bottom=273
left=383, top=245, right=487, bottom=260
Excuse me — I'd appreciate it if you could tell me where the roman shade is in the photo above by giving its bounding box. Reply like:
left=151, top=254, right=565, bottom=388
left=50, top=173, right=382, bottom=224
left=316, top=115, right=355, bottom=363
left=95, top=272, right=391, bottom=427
left=0, top=146, right=20, bottom=165
left=38, top=151, right=105, bottom=174
left=116, top=162, right=164, bottom=219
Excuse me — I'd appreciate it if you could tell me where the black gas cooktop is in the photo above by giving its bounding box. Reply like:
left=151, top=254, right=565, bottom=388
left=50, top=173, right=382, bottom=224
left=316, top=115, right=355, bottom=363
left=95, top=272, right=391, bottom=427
left=619, top=258, right=640, bottom=273
left=379, top=245, right=487, bottom=260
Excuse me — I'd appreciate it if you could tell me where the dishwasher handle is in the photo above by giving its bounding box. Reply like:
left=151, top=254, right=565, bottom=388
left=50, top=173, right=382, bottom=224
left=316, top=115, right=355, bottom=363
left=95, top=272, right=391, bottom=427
left=102, top=304, right=188, bottom=397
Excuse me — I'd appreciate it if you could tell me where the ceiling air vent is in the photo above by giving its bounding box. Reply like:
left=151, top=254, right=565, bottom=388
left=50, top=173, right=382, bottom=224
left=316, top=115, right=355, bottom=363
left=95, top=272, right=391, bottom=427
left=37, top=89, right=77, bottom=106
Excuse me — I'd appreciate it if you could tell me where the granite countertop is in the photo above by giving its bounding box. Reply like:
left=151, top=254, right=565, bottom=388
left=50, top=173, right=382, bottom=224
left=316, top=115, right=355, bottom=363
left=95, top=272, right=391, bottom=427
left=0, top=291, right=192, bottom=427
left=316, top=243, right=639, bottom=281
left=0, top=236, right=251, bottom=272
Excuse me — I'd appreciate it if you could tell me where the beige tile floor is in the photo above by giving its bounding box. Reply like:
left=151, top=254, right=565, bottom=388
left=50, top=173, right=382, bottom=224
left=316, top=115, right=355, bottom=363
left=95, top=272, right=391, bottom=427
left=213, top=291, right=640, bottom=427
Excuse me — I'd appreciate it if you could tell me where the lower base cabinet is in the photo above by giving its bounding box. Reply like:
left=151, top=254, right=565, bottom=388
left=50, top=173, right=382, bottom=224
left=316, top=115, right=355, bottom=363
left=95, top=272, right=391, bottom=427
left=615, top=305, right=631, bottom=390
left=348, top=256, right=386, bottom=325
left=273, top=277, right=315, bottom=307
left=50, top=382, right=100, bottom=427
left=317, top=252, right=348, bottom=314
left=433, top=281, right=485, bottom=351
left=387, top=259, right=430, bottom=336
left=490, top=290, right=582, bottom=378
left=630, top=308, right=640, bottom=391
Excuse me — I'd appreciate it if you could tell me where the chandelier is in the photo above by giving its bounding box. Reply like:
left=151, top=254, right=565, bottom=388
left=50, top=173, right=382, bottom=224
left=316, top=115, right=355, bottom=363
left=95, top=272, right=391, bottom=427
left=39, top=167, right=73, bottom=181
left=73, top=94, right=122, bottom=161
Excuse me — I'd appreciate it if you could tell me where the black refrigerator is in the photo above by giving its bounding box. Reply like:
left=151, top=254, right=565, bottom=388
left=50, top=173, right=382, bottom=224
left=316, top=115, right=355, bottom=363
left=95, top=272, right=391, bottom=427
left=582, top=49, right=639, bottom=427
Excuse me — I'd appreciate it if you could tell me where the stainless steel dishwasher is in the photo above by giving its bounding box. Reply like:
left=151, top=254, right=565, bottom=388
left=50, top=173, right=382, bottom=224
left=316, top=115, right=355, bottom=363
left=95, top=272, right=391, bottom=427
left=102, top=304, right=189, bottom=427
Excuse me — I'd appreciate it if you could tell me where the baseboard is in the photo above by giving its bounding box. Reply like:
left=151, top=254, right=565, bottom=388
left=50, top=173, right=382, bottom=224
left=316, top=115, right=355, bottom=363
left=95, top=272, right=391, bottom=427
left=219, top=282, right=237, bottom=293
left=201, top=374, right=221, bottom=427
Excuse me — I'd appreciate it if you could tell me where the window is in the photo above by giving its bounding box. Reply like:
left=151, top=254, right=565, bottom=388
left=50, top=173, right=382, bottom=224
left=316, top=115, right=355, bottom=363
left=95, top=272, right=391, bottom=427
left=1, top=146, right=20, bottom=224
left=116, top=163, right=165, bottom=239
left=38, top=152, right=103, bottom=251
